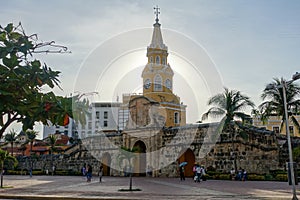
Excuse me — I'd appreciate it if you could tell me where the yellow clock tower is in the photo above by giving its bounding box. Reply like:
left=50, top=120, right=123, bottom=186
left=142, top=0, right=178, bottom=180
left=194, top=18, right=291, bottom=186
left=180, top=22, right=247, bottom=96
left=140, top=7, right=186, bottom=127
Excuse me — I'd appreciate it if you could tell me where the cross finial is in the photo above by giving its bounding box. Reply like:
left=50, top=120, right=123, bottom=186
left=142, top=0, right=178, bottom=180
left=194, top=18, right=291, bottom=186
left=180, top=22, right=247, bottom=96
left=154, top=5, right=160, bottom=23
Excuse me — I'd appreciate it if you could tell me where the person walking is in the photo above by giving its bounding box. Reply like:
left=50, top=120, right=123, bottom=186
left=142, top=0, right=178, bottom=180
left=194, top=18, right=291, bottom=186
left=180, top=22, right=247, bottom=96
left=82, top=164, right=86, bottom=177
left=98, top=165, right=103, bottom=182
left=86, top=164, right=93, bottom=182
left=29, top=167, right=32, bottom=178
left=192, top=164, right=197, bottom=178
left=179, top=166, right=185, bottom=181
left=237, top=167, right=243, bottom=181
left=195, top=165, right=201, bottom=182
left=230, top=168, right=235, bottom=180
left=242, top=169, right=247, bottom=181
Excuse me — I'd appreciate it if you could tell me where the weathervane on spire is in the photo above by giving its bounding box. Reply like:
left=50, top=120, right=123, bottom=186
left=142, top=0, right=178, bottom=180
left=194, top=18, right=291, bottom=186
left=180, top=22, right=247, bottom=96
left=154, top=5, right=160, bottom=23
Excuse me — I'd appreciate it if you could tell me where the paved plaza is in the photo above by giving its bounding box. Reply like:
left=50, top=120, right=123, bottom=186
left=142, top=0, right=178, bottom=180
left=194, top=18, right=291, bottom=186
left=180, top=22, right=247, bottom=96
left=0, top=175, right=299, bottom=200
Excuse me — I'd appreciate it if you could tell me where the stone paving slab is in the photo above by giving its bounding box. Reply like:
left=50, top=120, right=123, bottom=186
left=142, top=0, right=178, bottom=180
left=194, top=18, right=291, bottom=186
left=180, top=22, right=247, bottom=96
left=0, top=175, right=299, bottom=200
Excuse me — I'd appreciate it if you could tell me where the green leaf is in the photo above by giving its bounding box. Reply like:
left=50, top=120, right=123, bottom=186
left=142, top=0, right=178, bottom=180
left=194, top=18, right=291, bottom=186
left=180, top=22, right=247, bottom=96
left=31, top=60, right=41, bottom=68
left=4, top=23, right=13, bottom=33
left=10, top=32, right=22, bottom=40
left=2, top=55, right=19, bottom=68
left=0, top=116, right=3, bottom=126
left=0, top=32, right=6, bottom=41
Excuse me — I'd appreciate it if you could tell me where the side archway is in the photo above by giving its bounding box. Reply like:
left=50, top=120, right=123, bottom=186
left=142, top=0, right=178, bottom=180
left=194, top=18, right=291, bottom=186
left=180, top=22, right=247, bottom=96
left=102, top=152, right=111, bottom=176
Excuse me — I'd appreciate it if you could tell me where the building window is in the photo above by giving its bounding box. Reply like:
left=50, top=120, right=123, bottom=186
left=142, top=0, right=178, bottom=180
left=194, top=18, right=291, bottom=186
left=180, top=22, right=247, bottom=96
left=73, top=131, right=78, bottom=138
left=64, top=130, right=68, bottom=136
left=289, top=126, right=294, bottom=135
left=150, top=56, right=153, bottom=63
left=174, top=112, right=179, bottom=124
left=144, top=79, right=151, bottom=89
left=273, top=126, right=280, bottom=134
left=95, top=121, right=100, bottom=129
left=88, top=122, right=92, bottom=129
left=155, top=55, right=160, bottom=64
left=104, top=111, right=108, bottom=119
left=96, top=111, right=100, bottom=119
left=165, top=79, right=172, bottom=90
left=103, top=121, right=108, bottom=127
left=162, top=57, right=166, bottom=65
left=154, top=74, right=162, bottom=91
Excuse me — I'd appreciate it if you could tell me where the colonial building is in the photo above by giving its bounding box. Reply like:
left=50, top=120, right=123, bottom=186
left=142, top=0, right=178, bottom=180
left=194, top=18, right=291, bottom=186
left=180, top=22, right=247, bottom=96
left=79, top=10, right=281, bottom=178
left=252, top=115, right=300, bottom=137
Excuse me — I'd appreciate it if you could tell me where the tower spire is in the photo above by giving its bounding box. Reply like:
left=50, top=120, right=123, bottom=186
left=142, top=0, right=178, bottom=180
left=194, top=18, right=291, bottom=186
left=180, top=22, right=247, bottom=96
left=149, top=6, right=167, bottom=50
left=154, top=5, right=160, bottom=24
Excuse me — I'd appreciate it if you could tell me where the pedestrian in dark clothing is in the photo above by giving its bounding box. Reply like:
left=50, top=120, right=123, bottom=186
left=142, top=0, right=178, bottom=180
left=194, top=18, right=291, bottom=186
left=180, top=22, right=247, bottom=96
left=179, top=166, right=185, bottom=181
left=237, top=167, right=243, bottom=181
left=82, top=165, right=86, bottom=176
left=98, top=165, right=103, bottom=182
left=86, top=164, right=93, bottom=182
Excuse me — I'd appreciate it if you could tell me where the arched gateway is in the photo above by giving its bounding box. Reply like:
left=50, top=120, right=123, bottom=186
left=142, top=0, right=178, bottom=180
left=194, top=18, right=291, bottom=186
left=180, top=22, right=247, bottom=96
left=133, top=140, right=147, bottom=176
left=101, top=152, right=111, bottom=176
left=178, top=148, right=195, bottom=177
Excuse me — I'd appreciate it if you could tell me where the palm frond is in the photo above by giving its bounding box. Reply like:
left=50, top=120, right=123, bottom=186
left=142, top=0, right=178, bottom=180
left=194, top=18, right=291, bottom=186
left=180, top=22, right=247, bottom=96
left=202, top=107, right=225, bottom=121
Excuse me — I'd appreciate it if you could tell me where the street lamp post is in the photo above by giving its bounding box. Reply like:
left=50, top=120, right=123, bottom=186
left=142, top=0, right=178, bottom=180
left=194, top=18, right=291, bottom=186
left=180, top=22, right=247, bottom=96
left=282, top=79, right=298, bottom=200
left=268, top=72, right=300, bottom=200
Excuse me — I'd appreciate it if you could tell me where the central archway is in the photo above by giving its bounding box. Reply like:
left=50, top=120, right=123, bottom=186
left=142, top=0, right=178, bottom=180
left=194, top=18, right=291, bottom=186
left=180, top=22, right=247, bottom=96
left=133, top=140, right=146, bottom=176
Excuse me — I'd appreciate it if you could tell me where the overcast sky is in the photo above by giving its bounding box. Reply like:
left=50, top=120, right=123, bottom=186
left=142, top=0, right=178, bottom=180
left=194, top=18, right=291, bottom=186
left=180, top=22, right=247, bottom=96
left=1, top=0, right=300, bottom=137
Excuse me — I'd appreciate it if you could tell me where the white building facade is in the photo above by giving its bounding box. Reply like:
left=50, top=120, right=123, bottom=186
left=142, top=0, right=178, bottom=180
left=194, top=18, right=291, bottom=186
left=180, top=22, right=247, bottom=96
left=78, top=102, right=121, bottom=138
left=43, top=101, right=131, bottom=139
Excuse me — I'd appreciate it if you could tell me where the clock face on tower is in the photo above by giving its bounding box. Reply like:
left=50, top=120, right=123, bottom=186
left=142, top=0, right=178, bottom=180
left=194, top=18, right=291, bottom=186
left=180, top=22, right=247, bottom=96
left=144, top=79, right=151, bottom=89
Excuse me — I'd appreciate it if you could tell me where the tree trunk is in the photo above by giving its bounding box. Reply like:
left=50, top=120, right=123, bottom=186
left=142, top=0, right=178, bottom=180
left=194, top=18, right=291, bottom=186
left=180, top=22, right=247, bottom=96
left=0, top=114, right=18, bottom=139
left=0, top=172, right=3, bottom=188
left=30, top=142, right=33, bottom=175
left=51, top=149, right=53, bottom=176
left=11, top=142, right=13, bottom=156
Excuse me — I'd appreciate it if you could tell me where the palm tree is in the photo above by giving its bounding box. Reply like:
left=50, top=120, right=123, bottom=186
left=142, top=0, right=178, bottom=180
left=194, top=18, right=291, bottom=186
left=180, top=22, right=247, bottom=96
left=25, top=130, right=38, bottom=174
left=259, top=78, right=300, bottom=134
left=202, top=88, right=255, bottom=127
left=0, top=149, right=17, bottom=188
left=71, top=94, right=91, bottom=126
left=4, top=130, right=18, bottom=156
left=25, top=130, right=38, bottom=155
left=47, top=134, right=58, bottom=175
left=202, top=88, right=255, bottom=172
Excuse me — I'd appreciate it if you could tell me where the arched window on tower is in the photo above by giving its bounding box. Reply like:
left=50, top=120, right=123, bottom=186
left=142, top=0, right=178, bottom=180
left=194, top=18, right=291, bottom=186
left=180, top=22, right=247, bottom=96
left=174, top=112, right=180, bottom=124
left=165, top=79, right=172, bottom=90
left=154, top=74, right=162, bottom=91
left=156, top=56, right=160, bottom=64
left=150, top=56, right=153, bottom=63
left=162, top=57, right=166, bottom=65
